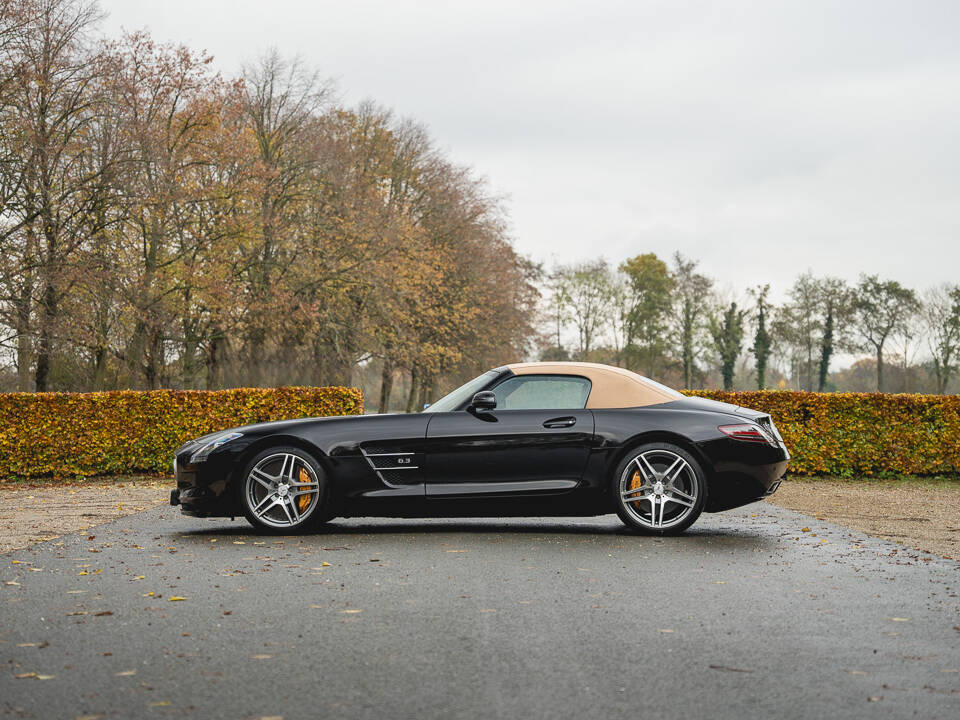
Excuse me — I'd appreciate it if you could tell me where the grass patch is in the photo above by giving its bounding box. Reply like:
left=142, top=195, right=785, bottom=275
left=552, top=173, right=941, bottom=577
left=0, top=474, right=172, bottom=490
left=784, top=474, right=960, bottom=489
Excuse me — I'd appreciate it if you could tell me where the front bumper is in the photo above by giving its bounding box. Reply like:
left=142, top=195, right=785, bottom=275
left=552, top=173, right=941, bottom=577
left=170, top=445, right=245, bottom=518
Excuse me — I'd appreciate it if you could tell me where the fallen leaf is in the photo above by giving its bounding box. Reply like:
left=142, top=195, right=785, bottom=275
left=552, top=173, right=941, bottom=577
left=36, top=674, right=55, bottom=680
left=341, top=609, right=362, bottom=614
left=115, top=670, right=136, bottom=676
left=15, top=672, right=37, bottom=679
left=888, top=617, right=909, bottom=622
left=321, top=561, right=332, bottom=567
left=94, top=611, right=113, bottom=617
left=168, top=596, right=187, bottom=602
left=801, top=527, right=810, bottom=532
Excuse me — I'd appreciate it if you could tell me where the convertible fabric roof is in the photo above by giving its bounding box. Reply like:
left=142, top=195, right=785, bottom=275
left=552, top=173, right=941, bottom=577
left=505, top=362, right=680, bottom=409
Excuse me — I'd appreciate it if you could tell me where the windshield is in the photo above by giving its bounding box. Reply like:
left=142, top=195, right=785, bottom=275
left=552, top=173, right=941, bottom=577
left=422, top=370, right=499, bottom=413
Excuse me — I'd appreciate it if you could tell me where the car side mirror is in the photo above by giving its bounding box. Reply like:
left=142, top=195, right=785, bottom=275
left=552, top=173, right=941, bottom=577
left=469, top=391, right=497, bottom=412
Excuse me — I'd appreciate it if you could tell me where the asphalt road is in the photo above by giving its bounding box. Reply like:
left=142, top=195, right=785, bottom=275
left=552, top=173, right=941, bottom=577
left=2, top=502, right=958, bottom=720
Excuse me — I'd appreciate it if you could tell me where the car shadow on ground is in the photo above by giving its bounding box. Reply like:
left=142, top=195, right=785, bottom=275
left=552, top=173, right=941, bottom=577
left=169, top=516, right=779, bottom=551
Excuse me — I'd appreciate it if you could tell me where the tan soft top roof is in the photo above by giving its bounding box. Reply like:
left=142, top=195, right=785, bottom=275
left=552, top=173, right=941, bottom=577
left=505, top=362, right=680, bottom=409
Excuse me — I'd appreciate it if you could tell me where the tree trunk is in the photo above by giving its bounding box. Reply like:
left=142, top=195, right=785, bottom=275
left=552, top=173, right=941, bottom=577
left=92, top=345, right=108, bottom=391
left=205, top=331, right=226, bottom=389
left=722, top=362, right=734, bottom=391
left=876, top=346, right=884, bottom=393
left=15, top=279, right=32, bottom=391
left=126, top=320, right=146, bottom=390
left=378, top=360, right=394, bottom=413
left=405, top=369, right=420, bottom=413
left=818, top=309, right=833, bottom=392
left=34, top=277, right=57, bottom=392
left=144, top=324, right=163, bottom=389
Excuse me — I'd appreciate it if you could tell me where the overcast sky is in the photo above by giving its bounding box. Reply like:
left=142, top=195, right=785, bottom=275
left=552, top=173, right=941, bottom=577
left=99, top=0, right=959, bottom=300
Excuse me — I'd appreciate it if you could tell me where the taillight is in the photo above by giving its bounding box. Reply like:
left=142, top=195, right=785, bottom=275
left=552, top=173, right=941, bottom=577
left=718, top=423, right=776, bottom=445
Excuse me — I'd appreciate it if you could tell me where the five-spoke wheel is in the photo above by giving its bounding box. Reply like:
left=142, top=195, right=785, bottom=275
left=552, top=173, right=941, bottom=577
left=613, top=442, right=705, bottom=535
left=240, top=447, right=325, bottom=532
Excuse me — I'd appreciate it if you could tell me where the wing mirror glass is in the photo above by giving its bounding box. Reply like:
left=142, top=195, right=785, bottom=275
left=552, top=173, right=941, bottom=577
left=469, top=391, right=497, bottom=411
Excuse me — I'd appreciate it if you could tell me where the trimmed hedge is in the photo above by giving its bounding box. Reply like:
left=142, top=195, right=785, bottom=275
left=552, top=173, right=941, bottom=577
left=687, top=390, right=960, bottom=476
left=2, top=386, right=956, bottom=479
left=0, top=386, right=362, bottom=479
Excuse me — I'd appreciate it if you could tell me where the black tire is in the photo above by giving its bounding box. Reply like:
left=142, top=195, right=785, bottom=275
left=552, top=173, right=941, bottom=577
left=612, top=442, right=706, bottom=536
left=239, top=446, right=329, bottom=534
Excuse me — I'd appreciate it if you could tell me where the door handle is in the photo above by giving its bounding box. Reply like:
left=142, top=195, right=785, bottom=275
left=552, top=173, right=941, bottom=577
left=543, top=416, right=576, bottom=429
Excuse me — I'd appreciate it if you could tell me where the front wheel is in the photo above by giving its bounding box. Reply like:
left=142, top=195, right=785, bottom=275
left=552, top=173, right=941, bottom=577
left=240, top=447, right=327, bottom=533
left=612, top=442, right=706, bottom=535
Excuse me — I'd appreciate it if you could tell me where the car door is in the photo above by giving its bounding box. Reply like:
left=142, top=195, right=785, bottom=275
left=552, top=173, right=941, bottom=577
left=424, top=374, right=595, bottom=497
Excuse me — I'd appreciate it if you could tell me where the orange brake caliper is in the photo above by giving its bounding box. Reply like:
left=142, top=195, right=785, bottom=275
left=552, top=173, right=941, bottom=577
left=297, top=467, right=312, bottom=513
left=629, top=470, right=644, bottom=505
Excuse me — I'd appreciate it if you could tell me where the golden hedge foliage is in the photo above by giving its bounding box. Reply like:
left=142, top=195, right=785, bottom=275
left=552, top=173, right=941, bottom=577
left=3, top=386, right=955, bottom=479
left=687, top=390, right=960, bottom=476
left=0, top=386, right=362, bottom=479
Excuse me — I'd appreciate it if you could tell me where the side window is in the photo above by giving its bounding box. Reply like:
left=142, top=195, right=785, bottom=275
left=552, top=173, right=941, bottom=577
left=491, top=375, right=592, bottom=410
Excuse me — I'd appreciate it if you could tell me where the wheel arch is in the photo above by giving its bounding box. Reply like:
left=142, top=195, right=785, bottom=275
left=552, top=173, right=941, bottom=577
left=234, top=434, right=332, bottom=483
left=605, top=430, right=714, bottom=485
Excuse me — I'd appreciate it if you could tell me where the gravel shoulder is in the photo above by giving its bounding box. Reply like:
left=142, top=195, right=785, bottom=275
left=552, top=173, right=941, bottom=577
left=0, top=478, right=168, bottom=553
left=765, top=476, right=960, bottom=560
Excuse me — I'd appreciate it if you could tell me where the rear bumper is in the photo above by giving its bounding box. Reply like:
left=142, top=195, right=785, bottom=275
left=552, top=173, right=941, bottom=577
left=698, top=437, right=790, bottom=512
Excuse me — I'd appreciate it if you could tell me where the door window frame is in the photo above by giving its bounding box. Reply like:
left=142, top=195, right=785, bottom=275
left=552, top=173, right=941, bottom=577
left=487, top=373, right=593, bottom=411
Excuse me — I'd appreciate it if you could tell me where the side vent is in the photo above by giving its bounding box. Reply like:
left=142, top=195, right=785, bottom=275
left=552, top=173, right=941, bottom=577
left=360, top=448, right=421, bottom=487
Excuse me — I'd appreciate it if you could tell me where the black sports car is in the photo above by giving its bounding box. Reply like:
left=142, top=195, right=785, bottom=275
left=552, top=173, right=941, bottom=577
left=170, top=362, right=790, bottom=535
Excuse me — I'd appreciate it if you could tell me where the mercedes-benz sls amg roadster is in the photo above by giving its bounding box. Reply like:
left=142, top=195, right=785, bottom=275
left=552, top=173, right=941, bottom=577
left=170, top=362, right=790, bottom=535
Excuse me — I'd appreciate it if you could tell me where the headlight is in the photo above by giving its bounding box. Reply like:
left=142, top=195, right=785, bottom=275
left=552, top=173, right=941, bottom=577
left=189, top=432, right=243, bottom=464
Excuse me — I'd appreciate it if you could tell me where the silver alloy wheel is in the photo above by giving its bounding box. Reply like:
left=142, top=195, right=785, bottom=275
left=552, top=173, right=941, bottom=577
left=618, top=449, right=699, bottom=530
left=244, top=452, right=321, bottom=529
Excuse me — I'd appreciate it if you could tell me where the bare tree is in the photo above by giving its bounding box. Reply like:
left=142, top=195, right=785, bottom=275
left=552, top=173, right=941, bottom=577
left=670, top=252, right=711, bottom=388
left=551, top=260, right=613, bottom=358
left=1, top=0, right=110, bottom=390
left=923, top=284, right=960, bottom=394
left=853, top=275, right=920, bottom=392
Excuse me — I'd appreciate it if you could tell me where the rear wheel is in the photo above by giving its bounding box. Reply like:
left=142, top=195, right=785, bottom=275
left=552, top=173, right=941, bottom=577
left=240, top=447, right=327, bottom=533
left=613, top=442, right=706, bottom=535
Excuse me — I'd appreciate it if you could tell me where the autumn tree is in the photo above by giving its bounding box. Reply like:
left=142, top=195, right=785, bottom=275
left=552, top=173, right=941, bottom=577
left=619, top=252, right=673, bottom=377
left=1, top=0, right=117, bottom=390
left=239, top=49, right=333, bottom=385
